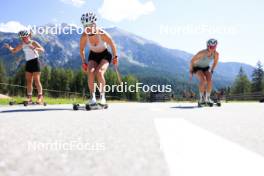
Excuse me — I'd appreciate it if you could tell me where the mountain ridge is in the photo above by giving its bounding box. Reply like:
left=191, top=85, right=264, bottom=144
left=0, top=24, right=255, bottom=88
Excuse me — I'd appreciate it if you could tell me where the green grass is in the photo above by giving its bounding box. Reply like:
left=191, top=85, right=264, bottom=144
left=0, top=96, right=130, bottom=105
left=0, top=96, right=261, bottom=105
left=0, top=96, right=87, bottom=105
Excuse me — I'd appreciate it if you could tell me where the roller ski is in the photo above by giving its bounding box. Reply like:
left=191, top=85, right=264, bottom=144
left=24, top=95, right=47, bottom=106
left=23, top=101, right=47, bottom=107
left=9, top=95, right=32, bottom=106
left=9, top=100, right=47, bottom=106
left=73, top=103, right=108, bottom=111
left=73, top=96, right=108, bottom=111
left=198, top=97, right=221, bottom=107
left=9, top=101, right=25, bottom=106
left=10, top=95, right=47, bottom=106
left=198, top=101, right=221, bottom=107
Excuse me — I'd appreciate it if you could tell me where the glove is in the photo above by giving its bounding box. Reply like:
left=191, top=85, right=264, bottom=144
left=82, top=63, right=88, bottom=72
left=113, top=56, right=118, bottom=65
left=211, top=69, right=214, bottom=74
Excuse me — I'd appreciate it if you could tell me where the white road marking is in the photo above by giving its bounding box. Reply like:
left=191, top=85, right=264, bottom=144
left=155, top=119, right=264, bottom=176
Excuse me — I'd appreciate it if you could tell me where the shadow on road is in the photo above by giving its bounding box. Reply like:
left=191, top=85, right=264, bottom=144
left=0, top=108, right=72, bottom=113
left=171, top=106, right=198, bottom=109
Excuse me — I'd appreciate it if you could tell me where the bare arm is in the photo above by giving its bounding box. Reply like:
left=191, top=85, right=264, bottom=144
left=101, top=31, right=118, bottom=58
left=79, top=33, right=87, bottom=64
left=4, top=43, right=23, bottom=54
left=211, top=51, right=219, bottom=72
left=32, top=41, right=45, bottom=53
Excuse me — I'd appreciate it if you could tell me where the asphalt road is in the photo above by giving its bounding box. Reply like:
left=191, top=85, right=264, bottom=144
left=0, top=102, right=263, bottom=176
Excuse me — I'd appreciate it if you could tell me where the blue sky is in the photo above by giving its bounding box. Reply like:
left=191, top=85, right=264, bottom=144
left=0, top=0, right=263, bottom=66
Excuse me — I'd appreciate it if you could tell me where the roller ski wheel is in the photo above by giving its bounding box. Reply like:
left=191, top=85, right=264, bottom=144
left=23, top=101, right=29, bottom=106
left=85, top=104, right=92, bottom=111
left=9, top=101, right=16, bottom=106
left=198, top=101, right=205, bottom=108
left=73, top=104, right=80, bottom=111
left=207, top=102, right=214, bottom=107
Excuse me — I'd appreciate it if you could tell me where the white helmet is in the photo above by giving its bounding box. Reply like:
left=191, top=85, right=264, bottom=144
left=18, top=30, right=30, bottom=38
left=81, top=12, right=97, bottom=27
left=207, top=39, right=218, bottom=47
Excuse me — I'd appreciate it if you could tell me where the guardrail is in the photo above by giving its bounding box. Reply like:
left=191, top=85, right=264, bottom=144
left=149, top=92, right=172, bottom=102
left=1, top=82, right=263, bottom=102
left=0, top=82, right=120, bottom=99
left=0, top=82, right=87, bottom=99
left=225, top=92, right=264, bottom=102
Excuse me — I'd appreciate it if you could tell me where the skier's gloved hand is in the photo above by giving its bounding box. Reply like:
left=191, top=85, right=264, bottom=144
left=210, top=69, right=214, bottom=74
left=113, top=56, right=118, bottom=66
left=82, top=63, right=88, bottom=72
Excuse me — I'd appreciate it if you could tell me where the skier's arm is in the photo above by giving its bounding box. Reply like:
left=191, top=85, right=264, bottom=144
left=211, top=52, right=219, bottom=73
left=80, top=33, right=88, bottom=72
left=32, top=41, right=45, bottom=53
left=80, top=33, right=87, bottom=64
left=101, top=31, right=118, bottom=65
left=4, top=43, right=23, bottom=54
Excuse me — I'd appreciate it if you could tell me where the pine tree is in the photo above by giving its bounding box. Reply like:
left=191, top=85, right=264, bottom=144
left=12, top=66, right=26, bottom=96
left=71, top=70, right=87, bottom=96
left=123, top=75, right=140, bottom=101
left=231, top=67, right=251, bottom=94
left=251, top=61, right=264, bottom=93
left=41, top=66, right=51, bottom=95
left=49, top=68, right=61, bottom=97
left=104, top=70, right=121, bottom=98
